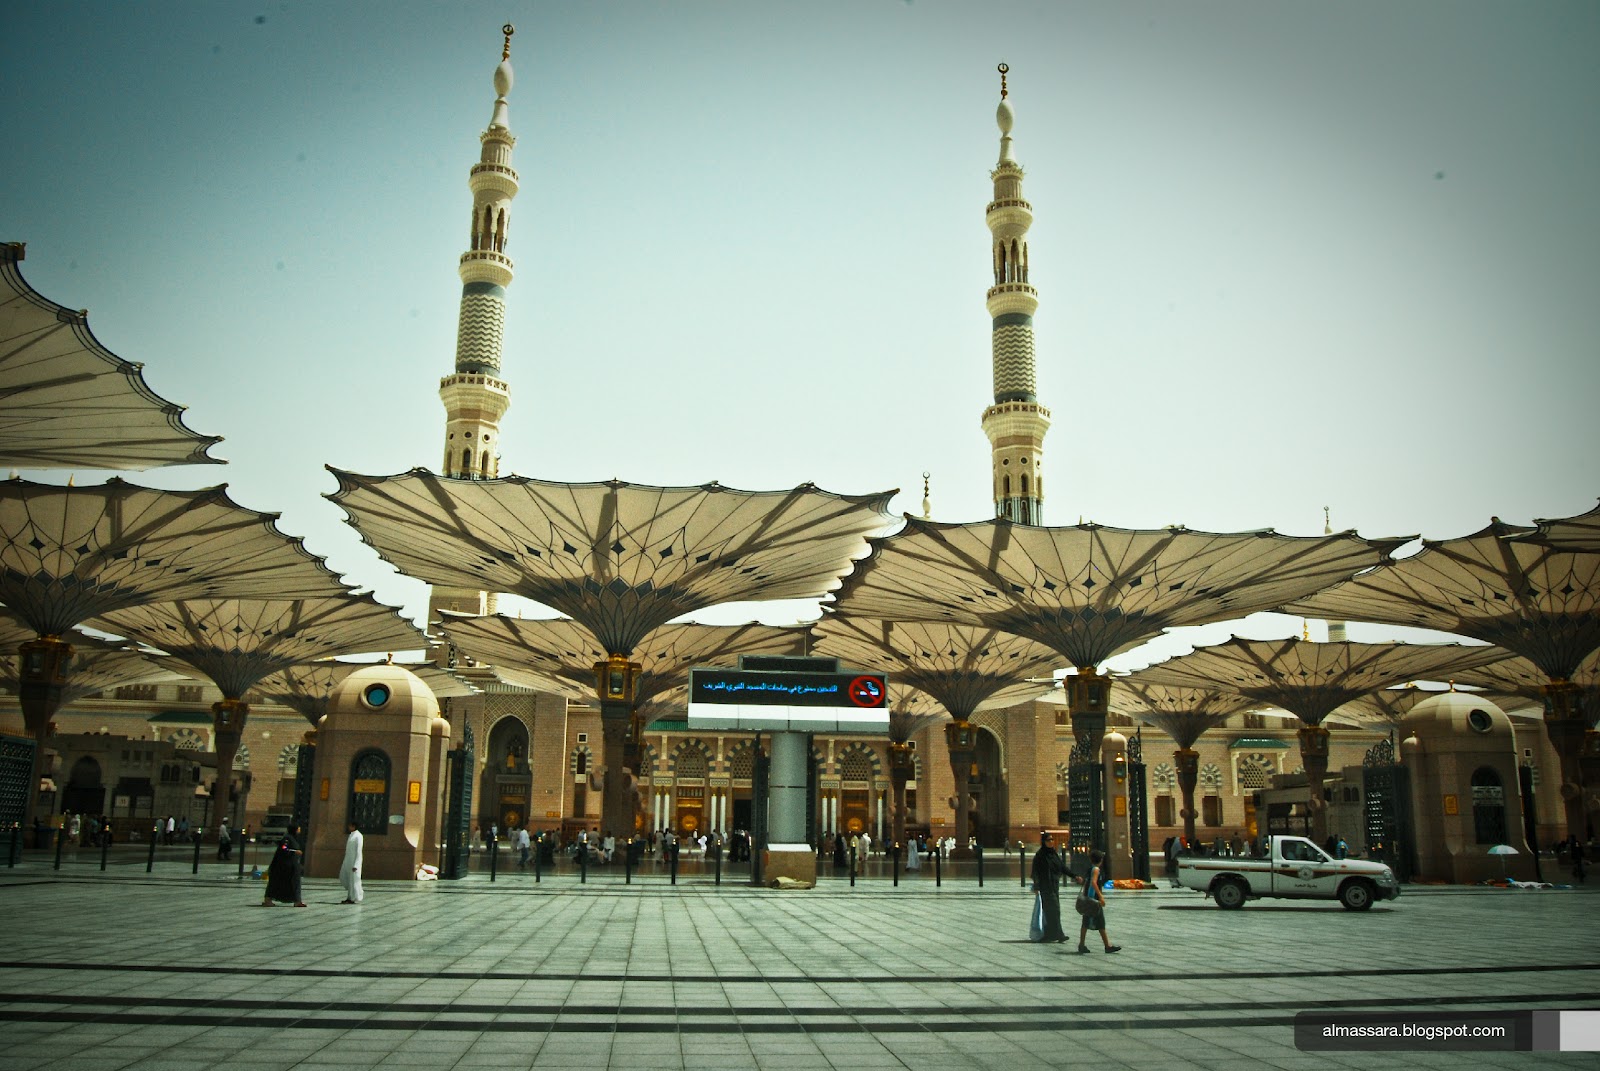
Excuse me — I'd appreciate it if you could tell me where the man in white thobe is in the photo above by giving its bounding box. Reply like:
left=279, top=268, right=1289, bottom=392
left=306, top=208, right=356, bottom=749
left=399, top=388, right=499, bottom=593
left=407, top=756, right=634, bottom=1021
left=340, top=822, right=364, bottom=904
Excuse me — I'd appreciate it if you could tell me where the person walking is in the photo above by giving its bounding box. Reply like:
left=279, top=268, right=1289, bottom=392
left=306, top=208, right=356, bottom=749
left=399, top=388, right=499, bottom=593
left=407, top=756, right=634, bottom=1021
left=515, top=826, right=531, bottom=868
left=1076, top=849, right=1121, bottom=954
left=261, top=824, right=306, bottom=907
left=1031, top=831, right=1068, bottom=943
left=339, top=821, right=364, bottom=904
left=217, top=818, right=233, bottom=862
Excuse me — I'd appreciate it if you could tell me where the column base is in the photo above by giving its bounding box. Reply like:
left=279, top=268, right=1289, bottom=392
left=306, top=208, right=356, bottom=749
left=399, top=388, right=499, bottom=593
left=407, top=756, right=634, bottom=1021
left=763, top=844, right=817, bottom=888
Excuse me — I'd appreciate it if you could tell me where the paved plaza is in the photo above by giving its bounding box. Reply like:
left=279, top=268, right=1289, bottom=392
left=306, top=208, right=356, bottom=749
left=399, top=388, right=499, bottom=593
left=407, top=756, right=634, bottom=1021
left=1, top=850, right=1596, bottom=1071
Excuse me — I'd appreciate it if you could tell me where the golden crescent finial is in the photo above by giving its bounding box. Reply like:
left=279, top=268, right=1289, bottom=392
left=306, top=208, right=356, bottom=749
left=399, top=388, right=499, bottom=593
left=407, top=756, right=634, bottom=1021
left=997, top=62, right=1009, bottom=99
left=502, top=23, right=515, bottom=61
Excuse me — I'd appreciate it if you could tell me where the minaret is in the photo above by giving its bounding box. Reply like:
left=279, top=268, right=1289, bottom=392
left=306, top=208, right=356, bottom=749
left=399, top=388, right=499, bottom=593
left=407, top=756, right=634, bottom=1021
left=433, top=25, right=520, bottom=619
left=439, top=24, right=518, bottom=482
left=1323, top=506, right=1349, bottom=642
left=980, top=63, right=1052, bottom=525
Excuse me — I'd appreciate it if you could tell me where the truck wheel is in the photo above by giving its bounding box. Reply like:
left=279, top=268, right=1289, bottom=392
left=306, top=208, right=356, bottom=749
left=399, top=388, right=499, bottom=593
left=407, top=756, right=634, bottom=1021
left=1339, top=879, right=1374, bottom=911
left=1213, top=877, right=1247, bottom=909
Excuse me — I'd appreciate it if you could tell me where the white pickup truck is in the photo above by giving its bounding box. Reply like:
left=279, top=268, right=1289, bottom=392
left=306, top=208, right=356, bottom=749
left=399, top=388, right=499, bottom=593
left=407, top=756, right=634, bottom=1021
left=1176, top=835, right=1400, bottom=911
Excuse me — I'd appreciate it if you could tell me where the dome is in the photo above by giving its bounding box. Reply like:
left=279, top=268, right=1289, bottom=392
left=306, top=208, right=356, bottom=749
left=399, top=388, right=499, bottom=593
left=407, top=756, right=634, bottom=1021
left=328, top=663, right=439, bottom=723
left=1399, top=690, right=1513, bottom=751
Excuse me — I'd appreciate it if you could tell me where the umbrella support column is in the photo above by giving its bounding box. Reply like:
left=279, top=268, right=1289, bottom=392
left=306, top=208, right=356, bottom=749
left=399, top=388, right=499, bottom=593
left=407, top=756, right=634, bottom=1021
left=763, top=731, right=815, bottom=887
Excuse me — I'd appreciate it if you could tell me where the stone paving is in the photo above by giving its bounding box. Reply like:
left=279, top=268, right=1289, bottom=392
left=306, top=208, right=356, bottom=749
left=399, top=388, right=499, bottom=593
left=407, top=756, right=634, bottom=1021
left=0, top=848, right=1597, bottom=1070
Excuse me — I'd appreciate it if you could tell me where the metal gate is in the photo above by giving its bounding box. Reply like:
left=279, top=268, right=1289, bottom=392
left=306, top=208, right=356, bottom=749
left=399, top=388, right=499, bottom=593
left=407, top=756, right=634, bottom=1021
left=1126, top=730, right=1150, bottom=882
left=1067, top=739, right=1105, bottom=880
left=1361, top=733, right=1414, bottom=883
left=291, top=742, right=316, bottom=831
left=0, top=735, right=35, bottom=829
left=440, top=725, right=474, bottom=880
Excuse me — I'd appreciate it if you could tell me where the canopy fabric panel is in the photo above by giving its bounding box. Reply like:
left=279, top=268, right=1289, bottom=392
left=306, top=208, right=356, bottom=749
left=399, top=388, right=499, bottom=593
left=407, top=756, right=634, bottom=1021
left=1109, top=678, right=1266, bottom=750
left=1451, top=651, right=1600, bottom=725
left=1134, top=637, right=1510, bottom=726
left=828, top=517, right=1405, bottom=669
left=328, top=469, right=896, bottom=655
left=886, top=683, right=947, bottom=742
left=91, top=594, right=426, bottom=699
left=438, top=613, right=809, bottom=708
left=0, top=478, right=343, bottom=636
left=1519, top=501, right=1600, bottom=553
left=811, top=616, right=1062, bottom=720
left=0, top=243, right=222, bottom=470
left=1287, top=521, right=1600, bottom=679
left=256, top=660, right=478, bottom=724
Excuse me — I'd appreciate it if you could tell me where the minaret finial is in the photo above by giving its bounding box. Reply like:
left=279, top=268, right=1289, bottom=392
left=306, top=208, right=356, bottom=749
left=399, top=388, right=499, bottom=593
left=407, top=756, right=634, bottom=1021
left=998, top=62, right=1009, bottom=100
left=1323, top=505, right=1331, bottom=534
left=502, top=23, right=514, bottom=61
left=921, top=471, right=932, bottom=520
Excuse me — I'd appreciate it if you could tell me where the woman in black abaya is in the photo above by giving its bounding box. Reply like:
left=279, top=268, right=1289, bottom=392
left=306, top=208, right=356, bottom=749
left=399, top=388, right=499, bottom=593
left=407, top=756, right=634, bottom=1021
left=261, top=824, right=306, bottom=907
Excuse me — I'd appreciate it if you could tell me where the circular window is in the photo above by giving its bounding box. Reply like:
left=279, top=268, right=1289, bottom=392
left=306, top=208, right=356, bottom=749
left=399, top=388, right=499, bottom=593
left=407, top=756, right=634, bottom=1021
left=1466, top=708, right=1493, bottom=733
left=362, top=682, right=392, bottom=709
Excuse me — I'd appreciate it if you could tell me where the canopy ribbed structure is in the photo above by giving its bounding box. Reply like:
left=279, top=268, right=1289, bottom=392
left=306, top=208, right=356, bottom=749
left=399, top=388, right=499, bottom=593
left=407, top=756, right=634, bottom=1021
left=1517, top=502, right=1600, bottom=553
left=329, top=468, right=896, bottom=656
left=0, top=243, right=222, bottom=469
left=257, top=660, right=480, bottom=726
left=91, top=595, right=427, bottom=699
left=1110, top=680, right=1262, bottom=750
left=1452, top=652, right=1600, bottom=723
left=1285, top=521, right=1600, bottom=681
left=437, top=613, right=810, bottom=708
left=1285, top=519, right=1600, bottom=840
left=812, top=616, right=1062, bottom=719
left=828, top=517, right=1408, bottom=670
left=1135, top=638, right=1508, bottom=727
left=1136, top=637, right=1508, bottom=841
left=887, top=683, right=946, bottom=744
left=0, top=478, right=340, bottom=636
left=1110, top=676, right=1268, bottom=844
left=0, top=609, right=186, bottom=705
left=811, top=616, right=1062, bottom=850
left=1329, top=685, right=1436, bottom=728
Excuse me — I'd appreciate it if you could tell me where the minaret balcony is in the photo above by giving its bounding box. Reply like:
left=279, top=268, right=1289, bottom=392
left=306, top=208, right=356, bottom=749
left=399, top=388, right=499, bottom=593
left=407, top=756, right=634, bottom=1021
left=986, top=198, right=1032, bottom=213
left=459, top=251, right=514, bottom=288
left=985, top=283, right=1039, bottom=317
left=470, top=163, right=520, bottom=199
left=987, top=201, right=1033, bottom=239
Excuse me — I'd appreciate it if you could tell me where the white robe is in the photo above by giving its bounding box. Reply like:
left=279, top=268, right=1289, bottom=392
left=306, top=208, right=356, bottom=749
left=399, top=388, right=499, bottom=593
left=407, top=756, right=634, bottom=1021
left=340, top=829, right=365, bottom=902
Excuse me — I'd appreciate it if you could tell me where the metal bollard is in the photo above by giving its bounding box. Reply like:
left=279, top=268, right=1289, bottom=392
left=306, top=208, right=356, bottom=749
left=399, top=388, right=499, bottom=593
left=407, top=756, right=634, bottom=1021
left=146, top=823, right=158, bottom=873
left=54, top=827, right=65, bottom=871
left=935, top=845, right=942, bottom=888
left=489, top=838, right=499, bottom=883
left=100, top=831, right=110, bottom=871
left=238, top=836, right=247, bottom=880
left=192, top=837, right=202, bottom=875
left=7, top=823, right=17, bottom=867
left=714, top=845, right=722, bottom=886
left=624, top=839, right=632, bottom=885
left=534, top=839, right=541, bottom=884
left=892, top=844, right=900, bottom=888
left=850, top=846, right=856, bottom=888
left=580, top=844, right=587, bottom=885
left=1020, top=844, right=1027, bottom=888
left=977, top=845, right=984, bottom=888
left=670, top=847, right=678, bottom=886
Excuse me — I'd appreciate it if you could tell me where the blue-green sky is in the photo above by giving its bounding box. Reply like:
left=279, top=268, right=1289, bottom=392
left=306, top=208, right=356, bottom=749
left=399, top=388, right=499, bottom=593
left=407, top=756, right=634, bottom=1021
left=4, top=2, right=1597, bottom=667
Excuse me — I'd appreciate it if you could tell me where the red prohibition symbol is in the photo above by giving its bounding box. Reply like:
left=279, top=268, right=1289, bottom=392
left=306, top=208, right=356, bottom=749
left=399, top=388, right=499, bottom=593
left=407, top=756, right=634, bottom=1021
left=847, top=676, right=884, bottom=707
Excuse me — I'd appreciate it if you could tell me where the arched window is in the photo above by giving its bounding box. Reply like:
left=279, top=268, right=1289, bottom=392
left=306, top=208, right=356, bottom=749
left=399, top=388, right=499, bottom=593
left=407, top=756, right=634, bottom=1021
left=349, top=749, right=391, bottom=835
left=481, top=450, right=492, bottom=477
left=674, top=744, right=708, bottom=780
left=461, top=448, right=472, bottom=475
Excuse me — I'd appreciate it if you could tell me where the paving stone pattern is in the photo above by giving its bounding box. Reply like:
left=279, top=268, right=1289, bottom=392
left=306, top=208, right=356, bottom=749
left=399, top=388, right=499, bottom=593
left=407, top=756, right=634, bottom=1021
left=1, top=853, right=1596, bottom=1071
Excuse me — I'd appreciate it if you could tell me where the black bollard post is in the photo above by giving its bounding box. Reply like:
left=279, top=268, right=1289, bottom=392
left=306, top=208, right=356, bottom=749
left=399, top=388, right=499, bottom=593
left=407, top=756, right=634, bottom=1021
left=146, top=823, right=158, bottom=873
left=670, top=846, right=678, bottom=886
left=935, top=844, right=942, bottom=888
left=714, top=844, right=722, bottom=886
left=850, top=846, right=856, bottom=888
left=1020, top=844, right=1026, bottom=888
left=100, top=830, right=110, bottom=871
left=238, top=834, right=247, bottom=881
left=54, top=826, right=65, bottom=871
left=977, top=844, right=984, bottom=888
left=625, top=838, right=632, bottom=885
left=534, top=837, right=542, bottom=884
left=192, top=837, right=202, bottom=875
left=580, top=843, right=588, bottom=885
left=489, top=836, right=499, bottom=883
left=7, top=823, right=17, bottom=867
left=892, top=844, right=900, bottom=888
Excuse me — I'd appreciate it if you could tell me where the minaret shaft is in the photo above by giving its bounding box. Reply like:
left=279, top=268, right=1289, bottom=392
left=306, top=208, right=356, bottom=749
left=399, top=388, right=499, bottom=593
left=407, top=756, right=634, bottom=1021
left=980, top=67, right=1050, bottom=525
